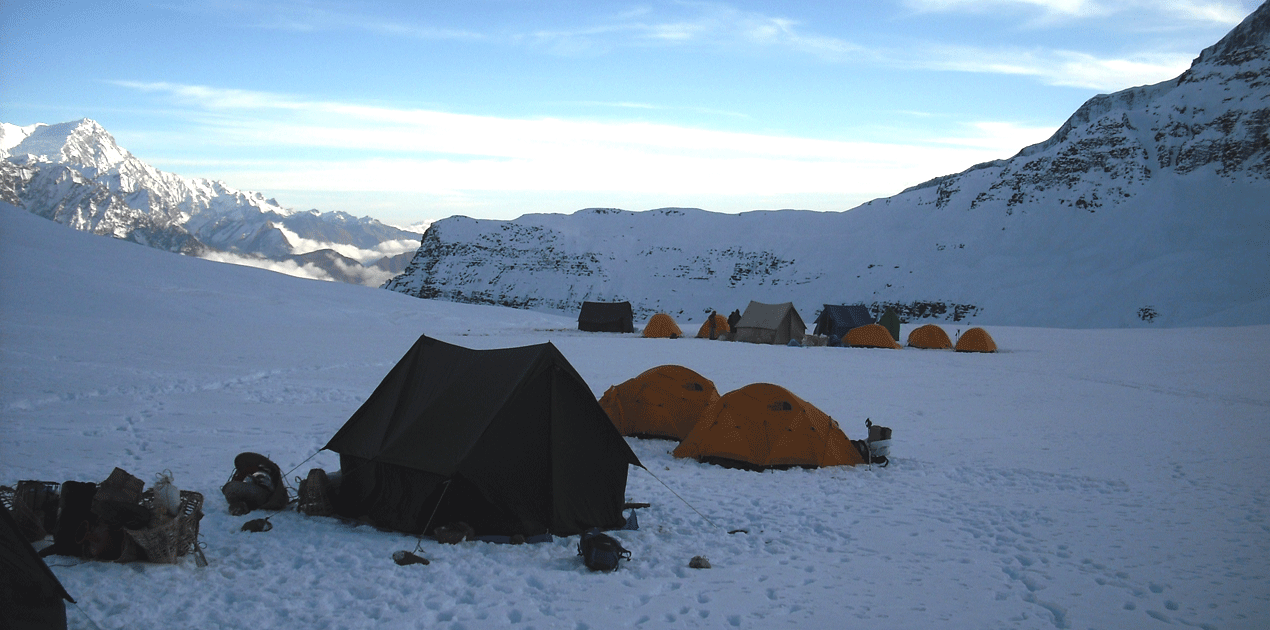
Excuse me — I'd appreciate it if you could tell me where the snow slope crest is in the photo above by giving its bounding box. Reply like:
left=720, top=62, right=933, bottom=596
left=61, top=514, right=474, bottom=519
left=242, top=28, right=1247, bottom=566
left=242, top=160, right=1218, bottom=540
left=384, top=6, right=1270, bottom=328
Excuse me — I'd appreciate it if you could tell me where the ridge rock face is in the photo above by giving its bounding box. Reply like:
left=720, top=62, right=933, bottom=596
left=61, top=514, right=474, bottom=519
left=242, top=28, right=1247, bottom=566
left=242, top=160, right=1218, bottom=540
left=385, top=5, right=1270, bottom=328
left=0, top=120, right=421, bottom=285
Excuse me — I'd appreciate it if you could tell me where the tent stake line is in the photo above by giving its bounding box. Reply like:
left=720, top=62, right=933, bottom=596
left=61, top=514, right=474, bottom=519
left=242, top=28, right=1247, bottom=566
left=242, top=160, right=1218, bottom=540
left=638, top=466, right=722, bottom=532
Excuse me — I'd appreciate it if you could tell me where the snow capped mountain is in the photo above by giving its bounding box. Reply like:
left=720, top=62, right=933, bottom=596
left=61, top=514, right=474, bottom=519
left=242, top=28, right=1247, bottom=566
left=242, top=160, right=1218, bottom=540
left=0, top=119, right=421, bottom=285
left=384, top=5, right=1270, bottom=328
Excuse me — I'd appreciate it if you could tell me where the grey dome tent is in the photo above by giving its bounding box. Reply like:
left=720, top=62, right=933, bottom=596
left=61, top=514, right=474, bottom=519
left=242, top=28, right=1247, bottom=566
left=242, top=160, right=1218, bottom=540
left=733, top=301, right=806, bottom=345
left=578, top=301, right=634, bottom=333
left=813, top=304, right=875, bottom=339
left=324, top=335, right=643, bottom=538
left=1, top=504, right=74, bottom=630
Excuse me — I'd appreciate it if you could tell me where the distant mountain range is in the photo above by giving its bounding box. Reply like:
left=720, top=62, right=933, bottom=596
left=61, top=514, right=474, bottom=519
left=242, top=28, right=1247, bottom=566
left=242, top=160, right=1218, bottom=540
left=384, top=4, right=1269, bottom=328
left=0, top=120, right=420, bottom=285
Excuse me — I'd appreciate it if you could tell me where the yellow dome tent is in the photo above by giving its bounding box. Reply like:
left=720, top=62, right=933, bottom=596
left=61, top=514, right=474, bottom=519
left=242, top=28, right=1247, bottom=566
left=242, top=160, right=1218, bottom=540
left=845, top=323, right=902, bottom=349
left=642, top=313, right=683, bottom=338
left=673, top=383, right=864, bottom=469
left=907, top=324, right=952, bottom=349
left=955, top=327, right=998, bottom=353
left=599, top=365, right=720, bottom=440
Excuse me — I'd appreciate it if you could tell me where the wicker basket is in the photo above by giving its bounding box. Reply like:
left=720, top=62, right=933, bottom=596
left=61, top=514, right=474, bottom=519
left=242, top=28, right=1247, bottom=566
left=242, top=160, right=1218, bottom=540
left=1, top=481, right=61, bottom=542
left=121, top=490, right=204, bottom=564
left=96, top=468, right=144, bottom=505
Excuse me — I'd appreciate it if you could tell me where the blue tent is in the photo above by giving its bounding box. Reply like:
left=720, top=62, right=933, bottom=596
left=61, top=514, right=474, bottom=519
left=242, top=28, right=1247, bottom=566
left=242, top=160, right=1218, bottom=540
left=813, top=304, right=875, bottom=340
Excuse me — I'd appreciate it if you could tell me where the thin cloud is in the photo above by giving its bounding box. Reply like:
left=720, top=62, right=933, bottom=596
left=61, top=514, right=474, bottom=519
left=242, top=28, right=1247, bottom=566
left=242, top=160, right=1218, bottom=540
left=902, top=0, right=1251, bottom=25
left=904, top=0, right=1111, bottom=19
left=519, top=2, right=863, bottom=60
left=168, top=0, right=483, bottom=40
left=554, top=101, right=752, bottom=119
left=162, top=1, right=1229, bottom=89
left=512, top=2, right=1207, bottom=86
left=902, top=44, right=1195, bottom=90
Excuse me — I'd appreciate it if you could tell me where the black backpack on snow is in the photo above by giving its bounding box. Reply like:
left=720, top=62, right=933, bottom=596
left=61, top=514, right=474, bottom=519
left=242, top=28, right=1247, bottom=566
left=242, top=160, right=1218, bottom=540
left=578, top=528, right=630, bottom=571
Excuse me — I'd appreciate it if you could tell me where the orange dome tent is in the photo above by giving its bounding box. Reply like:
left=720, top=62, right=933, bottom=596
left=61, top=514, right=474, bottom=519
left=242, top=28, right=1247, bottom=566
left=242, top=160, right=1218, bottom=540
left=696, top=313, right=731, bottom=339
left=907, top=324, right=952, bottom=349
left=955, top=327, right=997, bottom=353
left=599, top=365, right=720, bottom=440
left=642, top=313, right=683, bottom=339
left=845, top=323, right=902, bottom=349
left=673, top=383, right=864, bottom=469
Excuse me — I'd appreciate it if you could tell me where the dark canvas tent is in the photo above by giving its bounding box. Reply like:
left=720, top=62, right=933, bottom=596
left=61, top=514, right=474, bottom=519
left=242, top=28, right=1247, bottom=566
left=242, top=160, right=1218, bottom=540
left=324, top=335, right=643, bottom=538
left=578, top=301, right=634, bottom=333
left=733, top=301, right=806, bottom=345
left=812, top=304, right=875, bottom=339
left=1, top=504, right=74, bottom=630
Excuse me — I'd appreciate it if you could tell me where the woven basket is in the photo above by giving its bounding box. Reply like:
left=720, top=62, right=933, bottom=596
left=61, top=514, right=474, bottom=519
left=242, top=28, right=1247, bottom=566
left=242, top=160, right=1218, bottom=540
left=96, top=468, right=144, bottom=505
left=122, top=490, right=204, bottom=564
left=1, top=481, right=61, bottom=542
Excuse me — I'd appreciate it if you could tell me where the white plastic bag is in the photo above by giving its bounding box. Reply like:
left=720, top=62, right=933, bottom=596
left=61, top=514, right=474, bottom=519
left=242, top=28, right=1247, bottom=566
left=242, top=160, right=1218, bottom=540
left=153, top=470, right=181, bottom=517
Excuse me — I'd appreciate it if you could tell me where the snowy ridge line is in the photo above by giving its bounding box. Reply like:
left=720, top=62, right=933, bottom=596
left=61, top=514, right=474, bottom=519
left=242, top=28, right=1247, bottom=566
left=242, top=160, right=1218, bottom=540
left=0, top=119, right=422, bottom=286
left=383, top=6, right=1269, bottom=329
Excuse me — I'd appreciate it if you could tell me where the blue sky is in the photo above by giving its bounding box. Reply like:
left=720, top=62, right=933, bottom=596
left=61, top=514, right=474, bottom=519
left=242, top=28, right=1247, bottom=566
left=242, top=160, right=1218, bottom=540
left=1, top=0, right=1260, bottom=224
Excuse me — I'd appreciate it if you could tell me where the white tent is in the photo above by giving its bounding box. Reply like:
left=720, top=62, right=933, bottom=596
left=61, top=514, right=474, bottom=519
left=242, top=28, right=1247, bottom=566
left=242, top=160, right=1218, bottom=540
left=732, top=301, right=806, bottom=345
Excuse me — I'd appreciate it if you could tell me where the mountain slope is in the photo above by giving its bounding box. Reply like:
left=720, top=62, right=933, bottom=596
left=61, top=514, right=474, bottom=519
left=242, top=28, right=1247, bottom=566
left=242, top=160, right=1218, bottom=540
left=384, top=4, right=1270, bottom=328
left=0, top=120, right=421, bottom=285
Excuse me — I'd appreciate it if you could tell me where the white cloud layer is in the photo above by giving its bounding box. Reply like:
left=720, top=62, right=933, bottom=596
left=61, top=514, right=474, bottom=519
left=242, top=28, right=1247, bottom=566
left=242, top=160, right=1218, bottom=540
left=273, top=223, right=419, bottom=264
left=199, top=251, right=337, bottom=284
left=198, top=249, right=401, bottom=287
left=118, top=82, right=1057, bottom=206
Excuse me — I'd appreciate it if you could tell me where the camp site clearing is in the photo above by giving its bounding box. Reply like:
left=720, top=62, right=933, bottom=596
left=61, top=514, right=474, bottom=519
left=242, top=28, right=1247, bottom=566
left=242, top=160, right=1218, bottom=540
left=1, top=205, right=1267, bottom=630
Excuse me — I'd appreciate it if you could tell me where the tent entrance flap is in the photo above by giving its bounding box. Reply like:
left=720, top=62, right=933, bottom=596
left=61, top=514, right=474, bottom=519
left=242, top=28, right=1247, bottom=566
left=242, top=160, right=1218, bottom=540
left=336, top=455, right=534, bottom=535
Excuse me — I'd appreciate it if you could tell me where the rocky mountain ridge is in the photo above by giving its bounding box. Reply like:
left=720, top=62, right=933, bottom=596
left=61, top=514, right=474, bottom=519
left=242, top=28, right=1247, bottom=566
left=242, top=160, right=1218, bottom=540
left=0, top=120, right=420, bottom=285
left=384, top=4, right=1269, bottom=327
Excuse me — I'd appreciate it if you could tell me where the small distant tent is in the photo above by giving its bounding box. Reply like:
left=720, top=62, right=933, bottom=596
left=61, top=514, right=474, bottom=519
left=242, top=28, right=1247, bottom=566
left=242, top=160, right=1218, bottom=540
left=642, top=313, right=683, bottom=339
left=908, top=324, right=952, bottom=349
left=674, top=384, right=863, bottom=469
left=878, top=307, right=901, bottom=341
left=733, top=301, right=806, bottom=345
left=813, top=304, right=874, bottom=339
left=696, top=312, right=730, bottom=339
left=578, top=301, right=634, bottom=333
left=599, top=365, right=720, bottom=440
left=845, top=323, right=902, bottom=349
left=955, top=327, right=998, bottom=353
left=325, top=335, right=643, bottom=537
left=1, top=505, right=74, bottom=630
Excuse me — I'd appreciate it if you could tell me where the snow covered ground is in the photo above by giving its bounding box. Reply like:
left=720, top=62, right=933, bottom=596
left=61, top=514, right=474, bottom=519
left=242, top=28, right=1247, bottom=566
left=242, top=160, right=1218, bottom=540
left=2, top=202, right=1268, bottom=629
